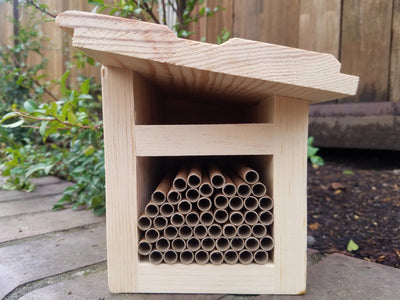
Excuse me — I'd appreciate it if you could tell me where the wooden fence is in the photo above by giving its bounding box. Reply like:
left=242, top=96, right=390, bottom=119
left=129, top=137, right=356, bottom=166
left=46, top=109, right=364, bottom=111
left=0, top=0, right=399, bottom=104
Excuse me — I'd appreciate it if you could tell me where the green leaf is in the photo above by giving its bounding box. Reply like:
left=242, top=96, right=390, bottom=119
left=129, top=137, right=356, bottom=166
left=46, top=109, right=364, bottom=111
left=80, top=78, right=90, bottom=94
left=307, top=145, right=319, bottom=157
left=1, top=118, right=24, bottom=128
left=23, top=99, right=38, bottom=113
left=343, top=170, right=354, bottom=175
left=88, top=0, right=104, bottom=6
left=93, top=205, right=105, bottom=216
left=310, top=155, right=324, bottom=166
left=0, top=112, right=19, bottom=124
left=347, top=239, right=359, bottom=252
left=25, top=163, right=54, bottom=178
left=52, top=204, right=65, bottom=211
left=39, top=120, right=49, bottom=137
left=67, top=111, right=77, bottom=124
left=60, top=71, right=70, bottom=96
left=83, top=145, right=95, bottom=156
left=308, top=136, right=315, bottom=145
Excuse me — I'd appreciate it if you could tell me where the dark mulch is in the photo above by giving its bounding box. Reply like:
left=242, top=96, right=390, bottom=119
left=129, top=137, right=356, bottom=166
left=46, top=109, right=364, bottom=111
left=307, top=148, right=400, bottom=268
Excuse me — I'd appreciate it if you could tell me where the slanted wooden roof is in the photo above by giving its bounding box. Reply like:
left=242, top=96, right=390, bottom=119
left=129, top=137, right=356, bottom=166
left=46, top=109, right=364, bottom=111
left=56, top=11, right=359, bottom=103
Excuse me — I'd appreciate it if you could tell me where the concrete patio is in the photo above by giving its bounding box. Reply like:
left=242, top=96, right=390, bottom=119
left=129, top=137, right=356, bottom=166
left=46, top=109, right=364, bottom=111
left=1, top=176, right=399, bottom=299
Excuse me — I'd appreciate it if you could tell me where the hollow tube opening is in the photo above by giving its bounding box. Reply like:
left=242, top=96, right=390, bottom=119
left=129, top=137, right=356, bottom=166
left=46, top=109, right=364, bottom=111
left=179, top=225, right=193, bottom=239
left=173, top=178, right=187, bottom=192
left=186, top=188, right=200, bottom=202
left=160, top=203, right=174, bottom=217
left=237, top=184, right=251, bottom=197
left=187, top=237, right=201, bottom=251
left=137, top=216, right=151, bottom=231
left=180, top=250, right=194, bottom=264
left=178, top=200, right=192, bottom=214
left=245, top=237, right=260, bottom=251
left=259, top=196, right=273, bottom=211
left=201, top=237, right=215, bottom=251
left=214, top=194, right=228, bottom=209
left=200, top=183, right=214, bottom=197
left=156, top=238, right=170, bottom=251
left=245, top=211, right=259, bottom=225
left=172, top=238, right=186, bottom=252
left=245, top=170, right=259, bottom=184
left=194, top=224, right=207, bottom=238
left=238, top=224, right=251, bottom=238
left=223, top=224, right=237, bottom=238
left=151, top=191, right=166, bottom=205
left=216, top=237, right=230, bottom=251
left=230, top=212, right=244, bottom=226
left=186, top=212, right=200, bottom=226
left=145, top=203, right=159, bottom=218
left=252, top=224, right=267, bottom=238
left=224, top=250, right=239, bottom=264
left=138, top=240, right=152, bottom=255
left=164, top=226, right=178, bottom=240
left=200, top=211, right=214, bottom=226
left=260, top=236, right=274, bottom=251
left=145, top=229, right=159, bottom=243
left=211, top=174, right=225, bottom=188
left=167, top=190, right=181, bottom=204
left=229, top=197, right=243, bottom=211
left=214, top=209, right=228, bottom=224
left=239, top=250, right=253, bottom=264
left=164, top=250, right=178, bottom=264
left=259, top=211, right=274, bottom=225
left=208, top=224, right=222, bottom=238
left=244, top=196, right=258, bottom=211
left=154, top=216, right=168, bottom=230
left=198, top=197, right=212, bottom=211
left=252, top=182, right=267, bottom=197
left=222, top=183, right=236, bottom=197
left=254, top=250, right=269, bottom=264
left=230, top=237, right=245, bottom=251
left=210, top=251, right=224, bottom=265
left=195, top=250, right=209, bottom=264
left=149, top=250, right=163, bottom=264
left=171, top=213, right=184, bottom=227
left=188, top=174, right=201, bottom=188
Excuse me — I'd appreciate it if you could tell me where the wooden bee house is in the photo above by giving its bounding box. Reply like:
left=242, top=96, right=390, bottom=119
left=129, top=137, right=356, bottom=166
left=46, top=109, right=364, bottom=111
left=56, top=11, right=359, bottom=295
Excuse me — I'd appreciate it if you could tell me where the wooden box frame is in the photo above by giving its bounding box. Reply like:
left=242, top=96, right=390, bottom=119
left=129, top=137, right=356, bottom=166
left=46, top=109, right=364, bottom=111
left=57, top=11, right=358, bottom=295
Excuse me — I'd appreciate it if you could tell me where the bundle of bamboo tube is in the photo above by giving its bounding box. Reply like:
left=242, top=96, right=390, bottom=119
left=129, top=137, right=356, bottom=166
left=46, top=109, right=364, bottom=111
left=137, top=163, right=274, bottom=265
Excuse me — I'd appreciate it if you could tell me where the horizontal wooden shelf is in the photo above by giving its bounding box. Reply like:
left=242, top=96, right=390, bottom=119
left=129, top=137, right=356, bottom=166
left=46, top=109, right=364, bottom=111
left=134, top=124, right=275, bottom=157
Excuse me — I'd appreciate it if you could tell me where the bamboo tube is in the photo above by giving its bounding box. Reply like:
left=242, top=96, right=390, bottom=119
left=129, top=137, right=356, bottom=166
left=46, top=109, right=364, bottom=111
left=164, top=225, right=178, bottom=240
left=164, top=250, right=178, bottom=264
left=222, top=175, right=236, bottom=197
left=252, top=224, right=267, bottom=238
left=188, top=163, right=201, bottom=188
left=186, top=188, right=200, bottom=202
left=171, top=212, right=185, bottom=227
left=187, top=237, right=201, bottom=252
left=231, top=173, right=251, bottom=198
left=145, top=228, right=159, bottom=243
left=235, top=163, right=260, bottom=185
left=201, top=237, right=215, bottom=252
left=151, top=173, right=174, bottom=205
left=209, top=164, right=226, bottom=189
left=149, top=250, right=163, bottom=264
left=153, top=215, right=168, bottom=230
left=214, top=194, right=228, bottom=209
left=244, top=211, right=259, bottom=225
left=194, top=250, right=209, bottom=264
left=230, top=237, right=245, bottom=251
left=199, top=211, right=214, bottom=226
left=137, top=215, right=152, bottom=231
left=210, top=250, right=224, bottom=265
left=199, top=174, right=214, bottom=197
left=259, top=195, right=273, bottom=211
left=224, top=250, right=239, bottom=264
left=229, top=196, right=244, bottom=211
left=216, top=237, right=230, bottom=251
left=173, top=166, right=188, bottom=192
left=178, top=225, right=193, bottom=239
left=237, top=224, right=251, bottom=238
left=258, top=211, right=274, bottom=225
left=222, top=224, right=237, bottom=238
left=260, top=236, right=274, bottom=251
left=144, top=202, right=159, bottom=218
left=177, top=199, right=192, bottom=214
left=197, top=197, right=212, bottom=211
left=254, top=250, right=269, bottom=264
left=171, top=238, right=186, bottom=252
left=138, top=239, right=152, bottom=255
left=167, top=188, right=181, bottom=205
left=160, top=203, right=174, bottom=217
left=245, top=237, right=260, bottom=251
left=229, top=211, right=244, bottom=226
left=180, top=250, right=194, bottom=264
left=208, top=224, right=222, bottom=238
left=239, top=250, right=253, bottom=264
left=194, top=224, right=208, bottom=238
left=244, top=196, right=258, bottom=211
left=252, top=182, right=267, bottom=197
left=185, top=211, right=200, bottom=226
left=156, top=237, right=170, bottom=251
left=214, top=209, right=229, bottom=224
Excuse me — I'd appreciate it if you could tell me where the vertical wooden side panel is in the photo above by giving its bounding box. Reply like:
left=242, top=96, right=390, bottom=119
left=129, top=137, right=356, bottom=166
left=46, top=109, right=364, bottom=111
left=0, top=2, right=14, bottom=46
left=340, top=0, right=393, bottom=102
left=299, top=0, right=341, bottom=58
left=233, top=0, right=299, bottom=47
left=273, top=96, right=308, bottom=294
left=102, top=67, right=137, bottom=292
left=390, top=0, right=400, bottom=102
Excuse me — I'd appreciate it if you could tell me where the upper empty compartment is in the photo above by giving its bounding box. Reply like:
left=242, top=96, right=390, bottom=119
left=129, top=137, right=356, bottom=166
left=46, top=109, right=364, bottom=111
left=56, top=11, right=359, bottom=106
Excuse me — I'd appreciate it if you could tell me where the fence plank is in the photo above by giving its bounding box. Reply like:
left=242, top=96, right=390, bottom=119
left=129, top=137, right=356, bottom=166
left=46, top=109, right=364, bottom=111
left=299, top=0, right=341, bottom=58
left=390, top=0, right=400, bottom=102
left=340, top=0, right=393, bottom=102
left=0, top=2, right=14, bottom=46
left=233, top=0, right=299, bottom=47
left=205, top=0, right=233, bottom=44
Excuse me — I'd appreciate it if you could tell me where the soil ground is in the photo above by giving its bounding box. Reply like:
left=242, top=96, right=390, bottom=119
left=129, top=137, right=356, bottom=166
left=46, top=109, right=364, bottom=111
left=307, top=148, right=400, bottom=268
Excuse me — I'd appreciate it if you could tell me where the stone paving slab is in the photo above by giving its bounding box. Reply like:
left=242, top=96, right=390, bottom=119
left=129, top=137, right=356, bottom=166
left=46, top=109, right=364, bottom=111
left=0, top=224, right=106, bottom=299
left=255, top=253, right=400, bottom=300
left=19, top=270, right=223, bottom=300
left=0, top=194, right=61, bottom=217
left=0, top=181, right=72, bottom=202
left=0, top=209, right=104, bottom=243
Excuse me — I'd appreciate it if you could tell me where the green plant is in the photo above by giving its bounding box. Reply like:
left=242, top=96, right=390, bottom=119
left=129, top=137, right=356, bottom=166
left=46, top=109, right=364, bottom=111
left=308, top=136, right=324, bottom=167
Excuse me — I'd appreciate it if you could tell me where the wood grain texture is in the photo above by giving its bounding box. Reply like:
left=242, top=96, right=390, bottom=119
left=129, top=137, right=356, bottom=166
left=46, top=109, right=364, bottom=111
left=390, top=0, right=400, bottom=102
left=101, top=67, right=138, bottom=292
left=340, top=0, right=393, bottom=102
left=56, top=11, right=358, bottom=103
left=233, top=0, right=299, bottom=48
left=135, top=124, right=275, bottom=156
left=0, top=2, right=14, bottom=46
left=299, top=0, right=341, bottom=58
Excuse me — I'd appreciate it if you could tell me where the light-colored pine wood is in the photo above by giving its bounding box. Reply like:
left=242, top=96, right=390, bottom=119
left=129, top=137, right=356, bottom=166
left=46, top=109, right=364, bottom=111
left=299, top=0, right=341, bottom=58
left=56, top=11, right=358, bottom=103
left=135, top=124, right=275, bottom=156
left=340, top=0, right=392, bottom=102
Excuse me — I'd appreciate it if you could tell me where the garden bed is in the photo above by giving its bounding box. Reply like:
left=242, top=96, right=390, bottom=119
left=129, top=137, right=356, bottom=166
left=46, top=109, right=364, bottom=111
left=308, top=148, right=400, bottom=268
